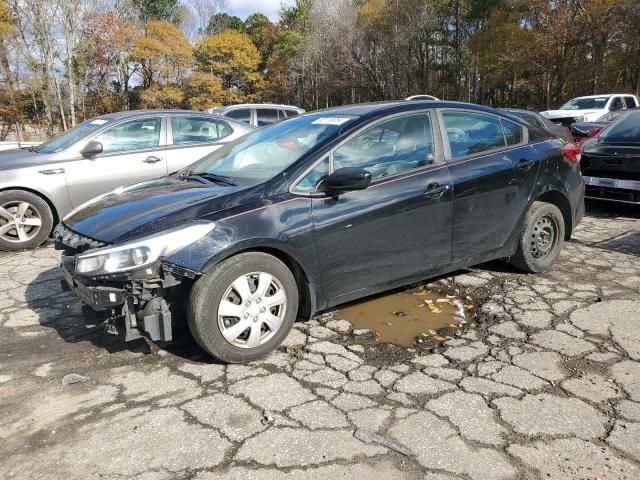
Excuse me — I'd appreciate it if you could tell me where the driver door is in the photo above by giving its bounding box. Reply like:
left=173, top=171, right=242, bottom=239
left=66, top=117, right=167, bottom=207
left=300, top=111, right=453, bottom=303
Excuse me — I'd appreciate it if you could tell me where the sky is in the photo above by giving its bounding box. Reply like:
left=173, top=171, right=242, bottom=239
left=227, top=0, right=295, bottom=21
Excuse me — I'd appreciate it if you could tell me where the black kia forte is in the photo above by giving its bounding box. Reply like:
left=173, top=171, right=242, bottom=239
left=55, top=101, right=585, bottom=362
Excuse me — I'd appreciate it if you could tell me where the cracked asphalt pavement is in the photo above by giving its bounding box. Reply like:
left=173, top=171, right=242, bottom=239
left=1, top=201, right=639, bottom=480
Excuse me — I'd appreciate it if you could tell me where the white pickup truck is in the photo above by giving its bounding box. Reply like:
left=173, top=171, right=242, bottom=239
left=540, top=94, right=639, bottom=127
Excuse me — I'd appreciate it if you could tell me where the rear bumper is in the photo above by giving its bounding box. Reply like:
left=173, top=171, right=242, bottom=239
left=583, top=176, right=640, bottom=204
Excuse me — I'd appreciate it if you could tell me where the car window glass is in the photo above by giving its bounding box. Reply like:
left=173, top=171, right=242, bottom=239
left=171, top=117, right=230, bottom=144
left=225, top=109, right=251, bottom=124
left=610, top=97, right=624, bottom=111
left=501, top=119, right=523, bottom=146
left=256, top=108, right=280, bottom=126
left=333, top=112, right=436, bottom=180
left=285, top=109, right=300, bottom=118
left=294, top=157, right=330, bottom=193
left=442, top=111, right=506, bottom=158
left=599, top=110, right=640, bottom=142
left=93, top=118, right=161, bottom=154
left=218, top=121, right=232, bottom=137
left=624, top=97, right=636, bottom=108
left=36, top=119, right=107, bottom=153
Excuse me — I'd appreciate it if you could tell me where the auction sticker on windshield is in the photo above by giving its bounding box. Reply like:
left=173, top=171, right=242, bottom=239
left=311, top=117, right=352, bottom=125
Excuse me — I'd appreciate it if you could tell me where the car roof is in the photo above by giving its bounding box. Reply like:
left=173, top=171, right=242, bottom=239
left=571, top=94, right=635, bottom=99
left=97, top=109, right=220, bottom=121
left=500, top=108, right=541, bottom=116
left=216, top=104, right=304, bottom=110
left=305, top=100, right=512, bottom=119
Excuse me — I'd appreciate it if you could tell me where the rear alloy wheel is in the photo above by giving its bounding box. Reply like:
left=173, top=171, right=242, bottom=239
left=510, top=201, right=565, bottom=273
left=188, top=252, right=298, bottom=363
left=0, top=190, right=53, bottom=251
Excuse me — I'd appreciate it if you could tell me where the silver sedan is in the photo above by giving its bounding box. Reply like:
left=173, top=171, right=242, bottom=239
left=0, top=110, right=252, bottom=251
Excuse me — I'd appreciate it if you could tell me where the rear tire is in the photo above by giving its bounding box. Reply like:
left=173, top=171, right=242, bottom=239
left=0, top=190, right=53, bottom=251
left=187, top=252, right=298, bottom=363
left=510, top=201, right=565, bottom=273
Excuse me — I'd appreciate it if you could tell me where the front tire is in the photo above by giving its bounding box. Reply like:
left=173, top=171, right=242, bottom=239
left=510, top=201, right=565, bottom=273
left=0, top=190, right=53, bottom=251
left=187, top=252, right=298, bottom=363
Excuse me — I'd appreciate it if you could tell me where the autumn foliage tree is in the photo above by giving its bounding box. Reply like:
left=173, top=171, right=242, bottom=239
left=194, top=29, right=262, bottom=103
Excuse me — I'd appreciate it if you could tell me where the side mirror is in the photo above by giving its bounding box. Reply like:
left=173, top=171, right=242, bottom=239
left=322, top=167, right=372, bottom=194
left=81, top=141, right=103, bottom=157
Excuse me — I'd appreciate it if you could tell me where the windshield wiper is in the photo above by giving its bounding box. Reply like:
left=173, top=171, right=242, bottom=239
left=179, top=170, right=237, bottom=186
left=192, top=172, right=237, bottom=186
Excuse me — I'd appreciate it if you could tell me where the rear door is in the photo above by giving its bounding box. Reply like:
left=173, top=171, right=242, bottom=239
left=65, top=116, right=167, bottom=207
left=439, top=109, right=530, bottom=261
left=301, top=111, right=453, bottom=301
left=165, top=115, right=235, bottom=173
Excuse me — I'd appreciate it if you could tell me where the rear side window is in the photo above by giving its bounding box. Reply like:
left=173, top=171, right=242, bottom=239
left=225, top=108, right=252, bottom=124
left=170, top=117, right=231, bottom=145
left=624, top=96, right=637, bottom=108
left=284, top=109, right=300, bottom=118
left=256, top=108, right=280, bottom=126
left=501, top=119, right=523, bottom=146
left=442, top=111, right=506, bottom=158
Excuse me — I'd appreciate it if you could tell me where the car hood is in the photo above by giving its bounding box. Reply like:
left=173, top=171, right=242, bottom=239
left=0, top=148, right=60, bottom=171
left=540, top=109, right=603, bottom=120
left=63, top=176, right=255, bottom=244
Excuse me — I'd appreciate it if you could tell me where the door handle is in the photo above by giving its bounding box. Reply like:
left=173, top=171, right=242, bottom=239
left=39, top=168, right=65, bottom=175
left=517, top=159, right=536, bottom=170
left=143, top=156, right=162, bottom=164
left=424, top=183, right=450, bottom=199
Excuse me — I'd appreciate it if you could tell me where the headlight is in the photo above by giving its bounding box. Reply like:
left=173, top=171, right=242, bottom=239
left=76, top=222, right=215, bottom=276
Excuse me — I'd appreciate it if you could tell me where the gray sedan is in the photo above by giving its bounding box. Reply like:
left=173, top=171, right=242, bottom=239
left=0, top=110, right=252, bottom=251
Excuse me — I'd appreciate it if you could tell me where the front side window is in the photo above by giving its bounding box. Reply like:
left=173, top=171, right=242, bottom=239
left=93, top=118, right=161, bottom=154
left=333, top=113, right=436, bottom=180
left=225, top=108, right=252, bottom=124
left=256, top=108, right=280, bottom=126
left=443, top=111, right=506, bottom=158
left=501, top=119, right=523, bottom=146
left=610, top=97, right=624, bottom=111
left=189, top=114, right=357, bottom=184
left=171, top=117, right=230, bottom=145
left=295, top=157, right=330, bottom=192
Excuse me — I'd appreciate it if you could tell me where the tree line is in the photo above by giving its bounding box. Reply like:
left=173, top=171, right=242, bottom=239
left=0, top=0, right=638, bottom=140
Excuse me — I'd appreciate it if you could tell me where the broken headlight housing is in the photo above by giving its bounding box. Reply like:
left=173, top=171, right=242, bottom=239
left=75, top=222, right=215, bottom=276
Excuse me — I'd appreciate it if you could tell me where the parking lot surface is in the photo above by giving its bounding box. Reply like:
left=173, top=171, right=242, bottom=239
left=1, top=202, right=639, bottom=480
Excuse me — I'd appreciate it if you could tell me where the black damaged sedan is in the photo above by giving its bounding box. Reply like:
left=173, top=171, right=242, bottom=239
left=55, top=101, right=585, bottom=362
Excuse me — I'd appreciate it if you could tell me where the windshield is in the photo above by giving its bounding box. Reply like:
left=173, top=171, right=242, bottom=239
left=36, top=118, right=111, bottom=153
left=560, top=97, right=610, bottom=111
left=599, top=110, right=640, bottom=143
left=188, top=114, right=357, bottom=183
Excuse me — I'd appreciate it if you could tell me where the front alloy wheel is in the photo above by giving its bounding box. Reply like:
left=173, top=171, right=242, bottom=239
left=188, top=252, right=298, bottom=363
left=0, top=190, right=53, bottom=251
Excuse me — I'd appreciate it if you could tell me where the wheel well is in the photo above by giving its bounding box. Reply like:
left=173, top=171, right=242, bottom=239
left=535, top=190, right=572, bottom=240
left=0, top=186, right=59, bottom=227
left=219, top=246, right=315, bottom=321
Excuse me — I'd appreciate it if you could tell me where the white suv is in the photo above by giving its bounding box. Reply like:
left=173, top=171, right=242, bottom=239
left=540, top=94, right=639, bottom=126
left=207, top=104, right=305, bottom=127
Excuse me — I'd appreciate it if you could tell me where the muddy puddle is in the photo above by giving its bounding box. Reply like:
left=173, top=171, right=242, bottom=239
left=339, top=288, right=472, bottom=347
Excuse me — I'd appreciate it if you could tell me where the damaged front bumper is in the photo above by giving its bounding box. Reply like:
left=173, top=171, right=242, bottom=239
left=60, top=255, right=197, bottom=343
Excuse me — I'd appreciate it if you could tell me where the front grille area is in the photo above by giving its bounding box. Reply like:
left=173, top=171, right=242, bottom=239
left=53, top=224, right=107, bottom=254
left=551, top=116, right=582, bottom=127
left=585, top=186, right=640, bottom=203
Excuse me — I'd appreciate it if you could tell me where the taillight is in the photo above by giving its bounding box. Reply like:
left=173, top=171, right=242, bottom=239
left=561, top=141, right=581, bottom=165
